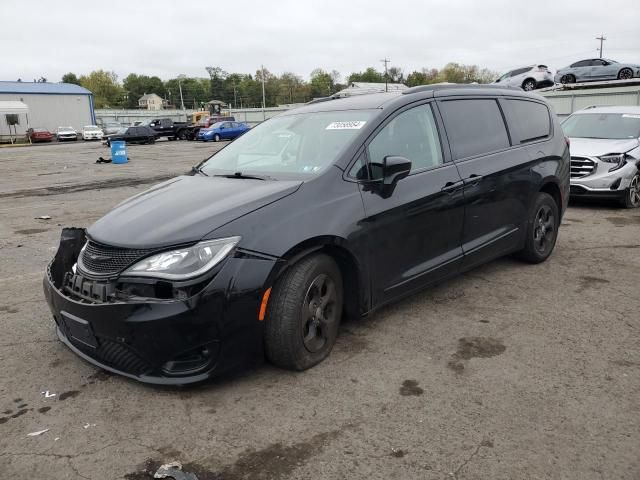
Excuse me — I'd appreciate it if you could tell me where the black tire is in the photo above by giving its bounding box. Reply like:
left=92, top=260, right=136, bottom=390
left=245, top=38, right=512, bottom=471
left=516, top=192, right=559, bottom=263
left=522, top=79, right=536, bottom=91
left=621, top=172, right=640, bottom=208
left=178, top=130, right=188, bottom=140
left=560, top=74, right=576, bottom=84
left=264, top=253, right=343, bottom=371
left=213, top=134, right=221, bottom=142
left=618, top=68, right=633, bottom=80
left=148, top=137, right=156, bottom=144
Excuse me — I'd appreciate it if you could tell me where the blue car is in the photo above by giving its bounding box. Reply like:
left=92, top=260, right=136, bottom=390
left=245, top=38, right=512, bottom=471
left=197, top=121, right=250, bottom=142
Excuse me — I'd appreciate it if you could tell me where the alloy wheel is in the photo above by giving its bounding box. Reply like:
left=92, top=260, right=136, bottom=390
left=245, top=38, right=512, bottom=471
left=533, top=204, right=555, bottom=255
left=628, top=174, right=640, bottom=207
left=523, top=80, right=535, bottom=91
left=619, top=68, right=633, bottom=80
left=301, top=274, right=338, bottom=353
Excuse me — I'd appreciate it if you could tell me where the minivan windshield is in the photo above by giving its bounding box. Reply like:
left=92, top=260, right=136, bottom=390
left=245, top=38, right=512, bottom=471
left=200, top=110, right=374, bottom=178
left=562, top=113, right=640, bottom=139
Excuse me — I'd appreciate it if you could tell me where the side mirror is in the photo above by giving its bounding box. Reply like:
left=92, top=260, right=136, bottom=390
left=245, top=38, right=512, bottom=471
left=382, top=156, right=411, bottom=186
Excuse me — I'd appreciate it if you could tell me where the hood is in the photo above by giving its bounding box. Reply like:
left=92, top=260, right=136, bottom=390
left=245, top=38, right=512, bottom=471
left=569, top=137, right=639, bottom=157
left=88, top=175, right=303, bottom=248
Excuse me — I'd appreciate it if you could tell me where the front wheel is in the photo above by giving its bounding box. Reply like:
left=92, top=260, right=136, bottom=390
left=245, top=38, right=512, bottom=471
left=516, top=192, right=559, bottom=264
left=213, top=134, right=221, bottom=142
left=522, top=79, right=536, bottom=91
left=618, top=68, right=633, bottom=80
left=264, top=253, right=343, bottom=371
left=622, top=172, right=640, bottom=208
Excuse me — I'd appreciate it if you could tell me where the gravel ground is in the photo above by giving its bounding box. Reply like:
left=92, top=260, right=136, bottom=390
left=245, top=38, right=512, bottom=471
left=0, top=140, right=638, bottom=480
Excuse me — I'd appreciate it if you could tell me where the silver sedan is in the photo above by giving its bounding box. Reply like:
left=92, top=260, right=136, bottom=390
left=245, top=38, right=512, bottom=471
left=555, top=58, right=640, bottom=84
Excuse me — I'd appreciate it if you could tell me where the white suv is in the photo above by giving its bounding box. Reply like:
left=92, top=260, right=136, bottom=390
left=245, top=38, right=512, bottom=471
left=562, top=106, right=640, bottom=208
left=493, top=65, right=554, bottom=91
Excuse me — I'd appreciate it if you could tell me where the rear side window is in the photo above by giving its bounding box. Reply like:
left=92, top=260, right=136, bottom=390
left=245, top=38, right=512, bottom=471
left=511, top=67, right=531, bottom=76
left=439, top=99, right=510, bottom=159
left=505, top=100, right=551, bottom=143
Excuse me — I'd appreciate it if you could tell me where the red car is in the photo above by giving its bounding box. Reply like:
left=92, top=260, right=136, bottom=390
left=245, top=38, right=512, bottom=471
left=28, top=128, right=53, bottom=143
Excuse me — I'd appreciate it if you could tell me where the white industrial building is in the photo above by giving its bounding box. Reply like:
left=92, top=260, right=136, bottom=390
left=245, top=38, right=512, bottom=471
left=0, top=81, right=95, bottom=133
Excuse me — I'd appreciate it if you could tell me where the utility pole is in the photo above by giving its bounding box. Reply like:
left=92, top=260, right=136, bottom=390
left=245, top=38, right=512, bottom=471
left=177, top=74, right=186, bottom=111
left=380, top=58, right=390, bottom=92
left=596, top=34, right=606, bottom=58
left=261, top=65, right=266, bottom=120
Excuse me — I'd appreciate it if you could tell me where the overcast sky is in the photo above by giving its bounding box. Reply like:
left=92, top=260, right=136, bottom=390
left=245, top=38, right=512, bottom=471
left=2, top=0, right=639, bottom=83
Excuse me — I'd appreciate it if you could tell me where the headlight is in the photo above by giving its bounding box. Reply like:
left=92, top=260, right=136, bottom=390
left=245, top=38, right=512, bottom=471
left=599, top=153, right=627, bottom=172
left=122, top=236, right=241, bottom=280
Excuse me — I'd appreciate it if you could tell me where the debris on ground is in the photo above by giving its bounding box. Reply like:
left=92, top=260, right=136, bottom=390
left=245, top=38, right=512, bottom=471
left=27, top=429, right=49, bottom=437
left=41, top=390, right=56, bottom=398
left=35, top=215, right=52, bottom=220
left=153, top=461, right=199, bottom=480
left=96, top=157, right=112, bottom=164
left=83, top=423, right=96, bottom=429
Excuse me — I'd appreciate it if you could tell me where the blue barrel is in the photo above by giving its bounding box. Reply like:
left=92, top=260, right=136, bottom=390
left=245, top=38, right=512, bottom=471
left=110, top=141, right=128, bottom=164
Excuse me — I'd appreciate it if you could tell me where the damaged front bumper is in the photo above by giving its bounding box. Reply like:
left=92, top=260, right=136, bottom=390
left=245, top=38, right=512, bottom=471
left=43, top=228, right=277, bottom=385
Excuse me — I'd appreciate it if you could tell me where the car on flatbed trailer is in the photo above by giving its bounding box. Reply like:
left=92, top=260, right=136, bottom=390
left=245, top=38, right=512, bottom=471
left=146, top=118, right=195, bottom=140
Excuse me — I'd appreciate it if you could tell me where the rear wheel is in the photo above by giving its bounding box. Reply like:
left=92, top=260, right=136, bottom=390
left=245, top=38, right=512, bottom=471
left=560, top=74, right=576, bottom=84
left=522, top=79, right=536, bottom=91
left=622, top=172, right=640, bottom=208
left=516, top=192, right=559, bottom=263
left=618, top=68, right=633, bottom=80
left=213, top=134, right=221, bottom=142
left=264, top=253, right=343, bottom=371
left=178, top=130, right=189, bottom=140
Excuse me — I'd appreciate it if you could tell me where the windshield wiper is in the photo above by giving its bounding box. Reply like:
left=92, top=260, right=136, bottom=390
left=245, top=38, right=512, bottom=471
left=213, top=172, right=270, bottom=180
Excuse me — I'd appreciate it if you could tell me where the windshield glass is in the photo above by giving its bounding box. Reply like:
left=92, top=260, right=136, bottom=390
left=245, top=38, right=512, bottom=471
left=200, top=110, right=374, bottom=178
left=115, top=128, right=128, bottom=135
left=84, top=126, right=100, bottom=131
left=562, top=113, right=640, bottom=139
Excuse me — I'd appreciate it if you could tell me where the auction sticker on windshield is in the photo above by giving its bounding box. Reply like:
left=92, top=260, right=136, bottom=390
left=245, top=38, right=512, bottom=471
left=326, top=121, right=367, bottom=130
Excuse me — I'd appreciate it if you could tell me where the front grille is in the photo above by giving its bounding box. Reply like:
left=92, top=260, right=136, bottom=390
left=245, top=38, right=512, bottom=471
left=570, top=156, right=596, bottom=178
left=71, top=337, right=152, bottom=376
left=79, top=241, right=155, bottom=276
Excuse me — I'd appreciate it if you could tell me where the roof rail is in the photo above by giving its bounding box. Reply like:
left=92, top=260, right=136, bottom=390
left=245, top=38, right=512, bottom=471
left=402, top=83, right=522, bottom=95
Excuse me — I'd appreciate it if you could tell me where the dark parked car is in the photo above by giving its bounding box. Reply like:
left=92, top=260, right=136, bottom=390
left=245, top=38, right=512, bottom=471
left=27, top=128, right=53, bottom=143
left=104, top=126, right=157, bottom=146
left=43, top=85, right=569, bottom=384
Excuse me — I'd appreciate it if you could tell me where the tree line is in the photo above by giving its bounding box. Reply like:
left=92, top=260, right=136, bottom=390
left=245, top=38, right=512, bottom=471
left=60, top=63, right=499, bottom=109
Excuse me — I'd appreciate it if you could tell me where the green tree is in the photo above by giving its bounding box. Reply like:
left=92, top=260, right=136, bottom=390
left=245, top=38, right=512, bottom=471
left=309, top=68, right=335, bottom=98
left=61, top=72, right=80, bottom=85
left=348, top=67, right=384, bottom=83
left=406, top=68, right=440, bottom=86
left=205, top=66, right=228, bottom=101
left=164, top=77, right=209, bottom=109
left=79, top=70, right=123, bottom=108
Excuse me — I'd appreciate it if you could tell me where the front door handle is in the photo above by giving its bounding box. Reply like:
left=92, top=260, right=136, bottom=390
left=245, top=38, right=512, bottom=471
left=441, top=180, right=464, bottom=194
left=463, top=174, right=483, bottom=186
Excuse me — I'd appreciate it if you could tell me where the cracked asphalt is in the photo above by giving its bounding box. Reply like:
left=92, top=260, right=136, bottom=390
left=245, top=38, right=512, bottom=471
left=0, top=141, right=638, bottom=480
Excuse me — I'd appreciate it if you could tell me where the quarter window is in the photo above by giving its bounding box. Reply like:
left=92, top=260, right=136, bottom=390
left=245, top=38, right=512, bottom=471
left=367, top=103, right=443, bottom=177
left=438, top=99, right=510, bottom=159
left=505, top=100, right=551, bottom=143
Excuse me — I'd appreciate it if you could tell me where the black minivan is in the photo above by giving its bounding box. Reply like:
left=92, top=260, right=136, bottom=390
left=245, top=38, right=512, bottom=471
left=44, top=85, right=570, bottom=384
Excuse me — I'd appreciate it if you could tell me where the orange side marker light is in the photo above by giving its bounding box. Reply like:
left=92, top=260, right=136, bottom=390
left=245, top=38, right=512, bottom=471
left=258, top=287, right=272, bottom=321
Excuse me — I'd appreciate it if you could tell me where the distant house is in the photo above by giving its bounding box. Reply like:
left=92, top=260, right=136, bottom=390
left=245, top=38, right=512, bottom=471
left=138, top=93, right=167, bottom=110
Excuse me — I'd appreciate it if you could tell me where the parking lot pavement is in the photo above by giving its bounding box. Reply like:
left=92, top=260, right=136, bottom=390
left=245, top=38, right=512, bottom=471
left=0, top=141, right=638, bottom=480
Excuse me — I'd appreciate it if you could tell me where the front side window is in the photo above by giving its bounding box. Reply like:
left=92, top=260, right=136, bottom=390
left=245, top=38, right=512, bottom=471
left=367, top=103, right=443, bottom=178
left=562, top=113, right=640, bottom=139
left=439, top=99, right=510, bottom=159
left=200, top=110, right=374, bottom=179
